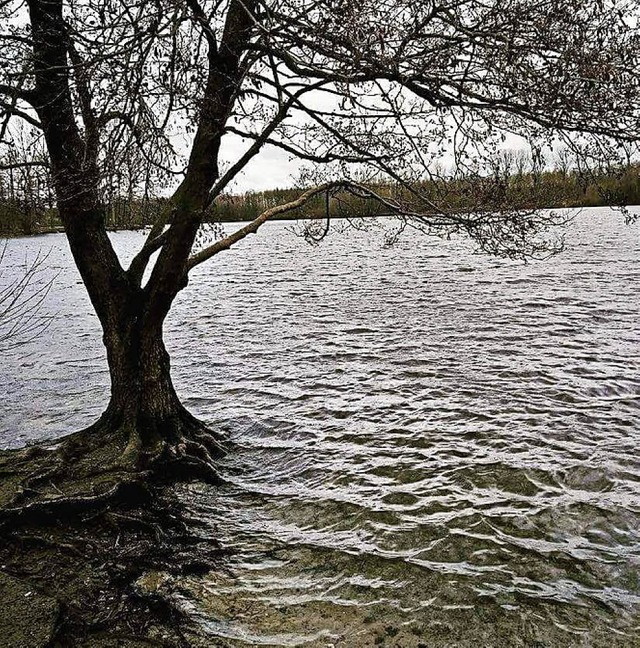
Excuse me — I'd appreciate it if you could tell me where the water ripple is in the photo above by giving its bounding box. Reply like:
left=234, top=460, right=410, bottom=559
left=1, top=207, right=640, bottom=645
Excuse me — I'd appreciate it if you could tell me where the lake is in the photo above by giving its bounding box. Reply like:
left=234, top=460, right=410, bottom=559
left=1, top=207, right=639, bottom=646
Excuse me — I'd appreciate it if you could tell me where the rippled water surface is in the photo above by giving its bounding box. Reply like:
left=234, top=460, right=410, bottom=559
left=1, top=208, right=640, bottom=646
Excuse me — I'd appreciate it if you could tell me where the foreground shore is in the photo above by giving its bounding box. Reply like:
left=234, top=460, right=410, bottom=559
left=0, top=444, right=224, bottom=647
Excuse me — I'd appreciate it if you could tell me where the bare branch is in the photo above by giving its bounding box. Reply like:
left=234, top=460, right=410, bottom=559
left=0, top=160, right=48, bottom=170
left=188, top=182, right=349, bottom=268
left=0, top=100, right=42, bottom=129
left=0, top=243, right=55, bottom=349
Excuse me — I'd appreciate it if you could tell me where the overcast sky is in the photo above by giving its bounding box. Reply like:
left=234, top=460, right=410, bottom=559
left=219, top=137, right=302, bottom=193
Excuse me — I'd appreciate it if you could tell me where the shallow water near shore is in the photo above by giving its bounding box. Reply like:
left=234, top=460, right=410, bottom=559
left=1, top=207, right=640, bottom=646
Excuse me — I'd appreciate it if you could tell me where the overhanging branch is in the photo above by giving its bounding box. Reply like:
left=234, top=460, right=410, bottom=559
left=188, top=179, right=446, bottom=270
left=188, top=182, right=347, bottom=269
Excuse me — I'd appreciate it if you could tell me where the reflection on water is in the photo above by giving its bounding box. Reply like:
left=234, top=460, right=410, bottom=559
left=1, top=208, right=640, bottom=645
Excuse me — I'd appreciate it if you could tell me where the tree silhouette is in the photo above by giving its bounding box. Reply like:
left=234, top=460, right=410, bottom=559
left=0, top=0, right=638, bottom=498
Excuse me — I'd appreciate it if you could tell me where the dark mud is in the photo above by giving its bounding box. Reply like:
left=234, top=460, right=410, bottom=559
left=0, top=445, right=224, bottom=648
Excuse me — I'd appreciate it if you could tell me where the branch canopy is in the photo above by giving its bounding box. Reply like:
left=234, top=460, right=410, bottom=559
left=0, top=0, right=638, bottom=320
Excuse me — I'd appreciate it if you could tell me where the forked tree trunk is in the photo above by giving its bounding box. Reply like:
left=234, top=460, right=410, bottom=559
left=22, top=0, right=253, bottom=482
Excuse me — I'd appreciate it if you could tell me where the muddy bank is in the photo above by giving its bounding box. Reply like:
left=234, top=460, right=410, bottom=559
left=0, top=481, right=225, bottom=647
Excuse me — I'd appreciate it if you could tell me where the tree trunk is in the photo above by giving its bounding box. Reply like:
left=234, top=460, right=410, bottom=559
left=104, top=323, right=182, bottom=442
left=19, top=0, right=248, bottom=491
left=90, top=310, right=225, bottom=483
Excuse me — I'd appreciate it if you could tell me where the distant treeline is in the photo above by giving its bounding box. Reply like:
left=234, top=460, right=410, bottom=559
left=2, top=157, right=639, bottom=237
left=213, top=164, right=640, bottom=223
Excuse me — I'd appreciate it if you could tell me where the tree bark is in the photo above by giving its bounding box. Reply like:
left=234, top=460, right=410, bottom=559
left=103, top=316, right=186, bottom=448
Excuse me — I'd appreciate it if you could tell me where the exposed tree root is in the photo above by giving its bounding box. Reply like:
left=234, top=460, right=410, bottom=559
left=0, top=407, right=226, bottom=521
left=0, top=484, right=225, bottom=646
left=0, top=412, right=229, bottom=646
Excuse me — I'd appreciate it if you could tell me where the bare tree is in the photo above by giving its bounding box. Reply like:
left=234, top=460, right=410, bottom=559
left=0, top=123, right=54, bottom=235
left=0, top=0, right=638, bottom=497
left=0, top=242, right=53, bottom=349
